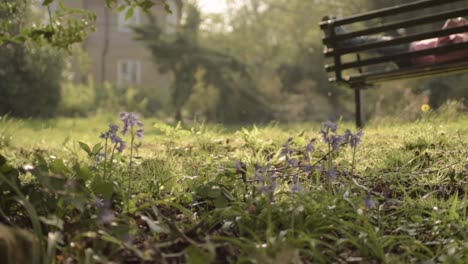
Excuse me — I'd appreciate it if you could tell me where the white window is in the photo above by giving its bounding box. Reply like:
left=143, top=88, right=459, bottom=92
left=118, top=6, right=140, bottom=32
left=117, top=60, right=141, bottom=87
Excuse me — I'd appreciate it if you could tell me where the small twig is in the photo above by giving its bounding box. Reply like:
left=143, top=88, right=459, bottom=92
left=47, top=5, right=53, bottom=29
left=157, top=209, right=198, bottom=246
left=379, top=161, right=462, bottom=177
left=411, top=161, right=462, bottom=176
left=162, top=251, right=186, bottom=259
left=155, top=238, right=185, bottom=249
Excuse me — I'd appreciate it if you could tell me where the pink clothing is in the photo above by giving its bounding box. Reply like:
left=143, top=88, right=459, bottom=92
left=410, top=17, right=468, bottom=65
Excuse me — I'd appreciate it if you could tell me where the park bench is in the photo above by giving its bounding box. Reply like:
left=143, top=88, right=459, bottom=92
left=319, top=0, right=468, bottom=127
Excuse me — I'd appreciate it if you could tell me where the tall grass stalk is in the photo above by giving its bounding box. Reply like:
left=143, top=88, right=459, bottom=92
left=0, top=172, right=44, bottom=261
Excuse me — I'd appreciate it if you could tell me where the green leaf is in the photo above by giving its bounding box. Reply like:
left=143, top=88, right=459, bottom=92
left=124, top=197, right=138, bottom=214
left=139, top=0, right=155, bottom=11
left=50, top=159, right=70, bottom=174
left=125, top=7, right=134, bottom=20
left=39, top=215, right=64, bottom=230
left=13, top=196, right=44, bottom=261
left=186, top=245, right=214, bottom=264
left=448, top=192, right=460, bottom=220
left=73, top=164, right=93, bottom=181
left=116, top=4, right=127, bottom=13
left=0, top=155, right=7, bottom=167
left=58, top=0, right=65, bottom=11
left=164, top=3, right=172, bottom=14
left=91, top=176, right=114, bottom=199
left=140, top=216, right=170, bottom=234
left=196, top=184, right=222, bottom=199
left=78, top=141, right=92, bottom=156
left=213, top=195, right=229, bottom=208
left=92, top=143, right=103, bottom=155
left=42, top=0, right=54, bottom=6
left=105, top=0, right=116, bottom=8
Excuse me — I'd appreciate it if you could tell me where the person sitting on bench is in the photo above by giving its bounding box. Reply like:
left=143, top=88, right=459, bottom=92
left=325, top=17, right=468, bottom=67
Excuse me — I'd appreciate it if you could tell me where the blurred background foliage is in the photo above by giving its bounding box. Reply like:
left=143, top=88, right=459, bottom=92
left=1, top=0, right=467, bottom=123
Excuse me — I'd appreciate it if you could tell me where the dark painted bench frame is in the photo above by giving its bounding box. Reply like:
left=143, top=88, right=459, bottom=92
left=319, top=0, right=468, bottom=127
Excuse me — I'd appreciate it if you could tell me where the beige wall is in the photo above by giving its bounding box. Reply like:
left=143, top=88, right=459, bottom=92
left=76, top=0, right=182, bottom=89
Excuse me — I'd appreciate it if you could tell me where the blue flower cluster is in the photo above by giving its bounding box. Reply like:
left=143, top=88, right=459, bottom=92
left=100, top=123, right=126, bottom=153
left=120, top=112, right=144, bottom=139
left=98, top=112, right=144, bottom=155
left=321, top=121, right=363, bottom=151
left=237, top=121, right=364, bottom=202
left=254, top=164, right=277, bottom=203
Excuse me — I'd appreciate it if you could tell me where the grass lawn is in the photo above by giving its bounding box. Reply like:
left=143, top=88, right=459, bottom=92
left=0, top=111, right=467, bottom=263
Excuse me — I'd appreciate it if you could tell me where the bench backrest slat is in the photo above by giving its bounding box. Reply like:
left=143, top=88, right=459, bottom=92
left=323, top=7, right=468, bottom=45
left=319, top=0, right=464, bottom=29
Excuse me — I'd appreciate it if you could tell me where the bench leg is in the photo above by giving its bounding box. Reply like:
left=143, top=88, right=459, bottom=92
left=355, top=88, right=364, bottom=128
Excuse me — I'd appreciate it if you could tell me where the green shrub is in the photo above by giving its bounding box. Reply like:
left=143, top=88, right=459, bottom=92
left=58, top=78, right=96, bottom=117
left=93, top=83, right=171, bottom=117
left=0, top=43, right=63, bottom=118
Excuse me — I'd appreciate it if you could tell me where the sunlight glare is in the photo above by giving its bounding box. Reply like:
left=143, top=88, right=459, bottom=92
left=197, top=0, right=229, bottom=14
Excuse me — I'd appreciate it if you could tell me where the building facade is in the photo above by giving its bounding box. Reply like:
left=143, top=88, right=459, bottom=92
left=67, top=0, right=183, bottom=88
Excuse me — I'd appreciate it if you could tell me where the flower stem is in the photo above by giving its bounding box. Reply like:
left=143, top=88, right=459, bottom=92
left=103, top=138, right=108, bottom=180
left=108, top=144, right=117, bottom=181
left=126, top=126, right=135, bottom=211
left=351, top=146, right=357, bottom=173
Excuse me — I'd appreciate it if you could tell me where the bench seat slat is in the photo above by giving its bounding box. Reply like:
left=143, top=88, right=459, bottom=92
left=325, top=25, right=468, bottom=57
left=346, top=60, right=468, bottom=85
left=326, top=42, right=468, bottom=72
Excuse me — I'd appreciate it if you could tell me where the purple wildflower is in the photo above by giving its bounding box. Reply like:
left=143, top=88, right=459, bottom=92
left=349, top=130, right=363, bottom=148
left=99, top=124, right=126, bottom=153
left=65, top=179, right=76, bottom=190
left=320, top=121, right=340, bottom=146
left=342, top=129, right=352, bottom=141
left=116, top=140, right=126, bottom=153
left=383, top=187, right=392, bottom=200
left=254, top=164, right=277, bottom=203
left=136, top=128, right=144, bottom=139
left=290, top=175, right=303, bottom=193
left=98, top=209, right=115, bottom=225
left=301, top=164, right=312, bottom=173
left=234, top=160, right=247, bottom=175
left=327, top=166, right=338, bottom=181
left=254, top=164, right=265, bottom=183
left=96, top=151, right=106, bottom=163
left=322, top=121, right=338, bottom=133
left=364, top=193, right=377, bottom=210
left=313, top=164, right=323, bottom=171
left=109, top=124, right=119, bottom=134
left=100, top=123, right=119, bottom=140
left=305, top=141, right=315, bottom=153
left=92, top=197, right=105, bottom=208
left=287, top=157, right=299, bottom=167
left=93, top=197, right=115, bottom=224
left=123, top=234, right=134, bottom=245
left=330, top=135, right=345, bottom=151
left=266, top=176, right=277, bottom=201
left=120, top=112, right=143, bottom=136
left=280, top=138, right=293, bottom=157
left=111, top=135, right=126, bottom=153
